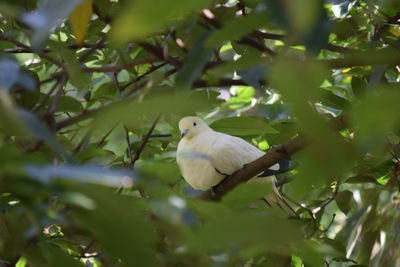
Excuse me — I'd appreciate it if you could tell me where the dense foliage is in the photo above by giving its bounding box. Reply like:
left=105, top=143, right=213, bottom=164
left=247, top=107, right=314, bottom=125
left=0, top=0, right=399, bottom=266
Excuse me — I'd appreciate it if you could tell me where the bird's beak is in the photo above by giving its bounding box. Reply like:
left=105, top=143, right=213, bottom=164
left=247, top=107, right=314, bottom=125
left=181, top=129, right=189, bottom=138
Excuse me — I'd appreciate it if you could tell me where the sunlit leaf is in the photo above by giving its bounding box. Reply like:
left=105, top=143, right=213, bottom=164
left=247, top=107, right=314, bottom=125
left=69, top=0, right=93, bottom=44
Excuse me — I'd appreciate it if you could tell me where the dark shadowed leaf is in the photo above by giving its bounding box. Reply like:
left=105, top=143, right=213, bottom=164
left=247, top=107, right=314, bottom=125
left=56, top=96, right=83, bottom=113
left=336, top=190, right=354, bottom=214
left=351, top=76, right=367, bottom=98
left=75, top=186, right=159, bottom=266
left=175, top=33, right=212, bottom=91
left=205, top=13, right=268, bottom=47
left=18, top=110, right=74, bottom=162
left=345, top=175, right=380, bottom=185
left=319, top=89, right=350, bottom=110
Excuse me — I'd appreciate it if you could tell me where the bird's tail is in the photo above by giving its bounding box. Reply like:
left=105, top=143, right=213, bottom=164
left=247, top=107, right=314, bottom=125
left=264, top=192, right=299, bottom=218
left=250, top=176, right=299, bottom=218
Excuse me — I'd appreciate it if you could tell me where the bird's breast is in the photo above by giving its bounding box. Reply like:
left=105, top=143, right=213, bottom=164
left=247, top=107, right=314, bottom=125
left=177, top=136, right=224, bottom=190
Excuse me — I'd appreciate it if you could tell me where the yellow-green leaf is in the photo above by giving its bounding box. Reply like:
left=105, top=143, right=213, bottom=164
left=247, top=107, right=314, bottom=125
left=69, top=0, right=93, bottom=44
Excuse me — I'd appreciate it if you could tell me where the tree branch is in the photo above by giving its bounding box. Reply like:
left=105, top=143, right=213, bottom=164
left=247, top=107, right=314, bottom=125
left=237, top=36, right=276, bottom=57
left=120, top=62, right=167, bottom=92
left=372, top=12, right=400, bottom=42
left=324, top=48, right=400, bottom=69
left=81, top=57, right=160, bottom=72
left=199, top=135, right=307, bottom=200
left=253, top=30, right=354, bottom=54
left=0, top=33, right=65, bottom=69
left=136, top=41, right=182, bottom=68
left=193, top=78, right=267, bottom=88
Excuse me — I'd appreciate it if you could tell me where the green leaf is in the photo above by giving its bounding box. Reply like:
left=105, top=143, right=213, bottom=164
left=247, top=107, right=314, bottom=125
left=94, top=0, right=111, bottom=19
left=18, top=110, right=74, bottom=163
left=69, top=0, right=93, bottom=44
left=93, top=82, right=118, bottom=100
left=97, top=89, right=220, bottom=128
left=205, top=13, right=268, bottom=47
left=270, top=58, right=354, bottom=198
left=225, top=86, right=255, bottom=109
left=39, top=242, right=85, bottom=267
left=336, top=190, right=353, bottom=214
left=319, top=89, right=350, bottom=110
left=209, top=50, right=264, bottom=77
left=175, top=33, right=212, bottom=91
left=189, top=211, right=301, bottom=252
left=75, top=186, right=159, bottom=266
left=139, top=161, right=181, bottom=184
left=222, top=182, right=271, bottom=210
left=351, top=76, right=367, bottom=98
left=49, top=42, right=90, bottom=90
left=351, top=87, right=400, bottom=152
left=56, top=96, right=83, bottom=113
left=111, top=0, right=214, bottom=43
left=210, top=117, right=278, bottom=136
left=345, top=175, right=380, bottom=185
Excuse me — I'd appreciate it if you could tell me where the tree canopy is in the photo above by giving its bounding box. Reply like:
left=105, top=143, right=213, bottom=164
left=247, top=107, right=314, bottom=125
left=0, top=0, right=400, bottom=266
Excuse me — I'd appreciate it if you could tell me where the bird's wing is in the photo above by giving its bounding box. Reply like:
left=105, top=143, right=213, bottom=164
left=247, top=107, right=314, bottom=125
left=257, top=159, right=296, bottom=176
left=210, top=132, right=293, bottom=176
left=209, top=132, right=299, bottom=217
left=210, top=133, right=264, bottom=175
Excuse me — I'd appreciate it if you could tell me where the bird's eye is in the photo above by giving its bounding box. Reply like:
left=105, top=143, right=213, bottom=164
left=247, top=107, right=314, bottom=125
left=193, top=122, right=197, bottom=126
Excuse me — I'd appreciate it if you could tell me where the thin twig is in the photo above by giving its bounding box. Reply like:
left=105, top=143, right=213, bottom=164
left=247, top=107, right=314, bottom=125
left=81, top=57, right=160, bottom=72
left=124, top=126, right=134, bottom=165
left=237, top=36, right=276, bottom=57
left=96, top=122, right=119, bottom=148
left=120, top=62, right=167, bottom=92
left=136, top=41, right=181, bottom=68
left=321, top=213, right=336, bottom=233
left=46, top=76, right=67, bottom=116
left=77, top=239, right=95, bottom=261
left=78, top=35, right=106, bottom=63
left=254, top=30, right=354, bottom=54
left=130, top=116, right=160, bottom=167
left=0, top=33, right=65, bottom=69
left=33, top=76, right=63, bottom=112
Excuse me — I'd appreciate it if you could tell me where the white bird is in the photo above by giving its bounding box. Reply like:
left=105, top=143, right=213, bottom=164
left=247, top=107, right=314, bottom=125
left=176, top=116, right=297, bottom=217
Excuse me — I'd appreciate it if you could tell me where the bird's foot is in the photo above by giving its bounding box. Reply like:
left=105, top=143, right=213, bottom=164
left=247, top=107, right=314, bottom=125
left=210, top=186, right=217, bottom=196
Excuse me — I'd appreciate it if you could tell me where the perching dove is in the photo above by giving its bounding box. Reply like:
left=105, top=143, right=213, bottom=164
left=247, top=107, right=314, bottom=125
left=176, top=116, right=297, bottom=216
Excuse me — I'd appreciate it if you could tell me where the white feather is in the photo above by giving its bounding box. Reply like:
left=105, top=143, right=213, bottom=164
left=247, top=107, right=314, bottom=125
left=176, top=117, right=297, bottom=217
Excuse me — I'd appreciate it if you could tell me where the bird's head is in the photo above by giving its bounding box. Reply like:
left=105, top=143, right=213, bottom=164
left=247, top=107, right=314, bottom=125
left=179, top=116, right=209, bottom=139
